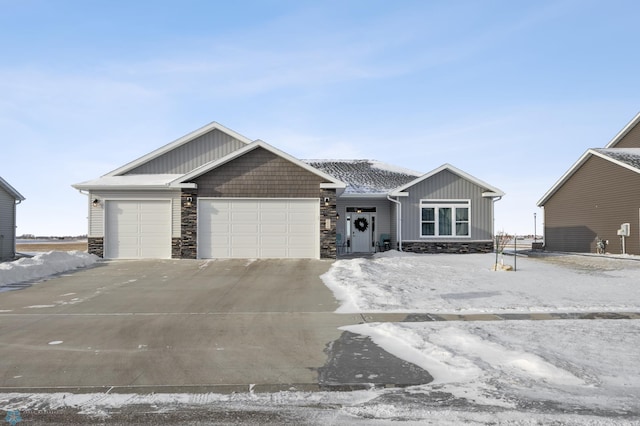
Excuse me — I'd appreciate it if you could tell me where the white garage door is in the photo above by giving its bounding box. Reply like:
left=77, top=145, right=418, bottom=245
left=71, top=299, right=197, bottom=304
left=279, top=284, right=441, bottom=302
left=198, top=199, right=319, bottom=259
left=105, top=200, right=171, bottom=259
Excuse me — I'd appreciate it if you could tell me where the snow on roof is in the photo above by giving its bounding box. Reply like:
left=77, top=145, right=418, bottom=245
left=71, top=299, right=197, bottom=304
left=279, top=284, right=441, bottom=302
left=72, top=174, right=185, bottom=190
left=304, top=160, right=422, bottom=194
left=593, top=148, right=640, bottom=170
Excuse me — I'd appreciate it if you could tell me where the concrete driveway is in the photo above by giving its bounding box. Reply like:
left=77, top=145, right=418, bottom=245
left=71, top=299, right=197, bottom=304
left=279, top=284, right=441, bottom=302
left=0, top=259, right=430, bottom=393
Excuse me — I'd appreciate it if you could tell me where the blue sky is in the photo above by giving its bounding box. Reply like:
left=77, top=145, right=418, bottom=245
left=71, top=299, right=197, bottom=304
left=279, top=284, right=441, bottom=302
left=2, top=0, right=639, bottom=236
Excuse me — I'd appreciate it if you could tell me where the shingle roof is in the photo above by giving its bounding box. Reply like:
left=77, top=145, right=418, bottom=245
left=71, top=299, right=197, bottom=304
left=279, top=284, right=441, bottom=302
left=593, top=148, right=640, bottom=169
left=303, top=160, right=422, bottom=194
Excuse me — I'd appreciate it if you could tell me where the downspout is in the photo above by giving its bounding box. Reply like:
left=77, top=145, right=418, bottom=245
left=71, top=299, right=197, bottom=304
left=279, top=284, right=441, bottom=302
left=492, top=195, right=502, bottom=234
left=13, top=199, right=22, bottom=259
left=387, top=195, right=402, bottom=251
left=492, top=195, right=502, bottom=250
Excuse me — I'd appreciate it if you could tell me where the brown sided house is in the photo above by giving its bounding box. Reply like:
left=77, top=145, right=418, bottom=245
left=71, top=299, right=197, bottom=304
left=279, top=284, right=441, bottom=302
left=537, top=112, right=640, bottom=254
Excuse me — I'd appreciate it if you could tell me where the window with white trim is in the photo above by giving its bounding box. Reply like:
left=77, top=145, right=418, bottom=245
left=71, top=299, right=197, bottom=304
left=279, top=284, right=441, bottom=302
left=420, top=200, right=470, bottom=237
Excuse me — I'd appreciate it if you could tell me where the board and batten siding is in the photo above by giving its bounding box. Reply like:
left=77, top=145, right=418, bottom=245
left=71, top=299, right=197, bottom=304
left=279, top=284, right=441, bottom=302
left=543, top=155, right=640, bottom=254
left=125, top=129, right=247, bottom=175
left=400, top=169, right=494, bottom=241
left=88, top=190, right=181, bottom=238
left=0, top=186, right=17, bottom=260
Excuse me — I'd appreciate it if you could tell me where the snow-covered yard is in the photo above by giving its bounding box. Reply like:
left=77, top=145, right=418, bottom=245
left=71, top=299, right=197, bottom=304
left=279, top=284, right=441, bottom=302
left=1, top=251, right=639, bottom=424
left=322, top=251, right=640, bottom=313
left=321, top=252, right=640, bottom=422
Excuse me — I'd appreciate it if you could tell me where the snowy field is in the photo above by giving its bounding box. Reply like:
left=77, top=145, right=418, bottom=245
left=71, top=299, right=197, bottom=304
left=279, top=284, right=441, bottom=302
left=1, top=251, right=639, bottom=424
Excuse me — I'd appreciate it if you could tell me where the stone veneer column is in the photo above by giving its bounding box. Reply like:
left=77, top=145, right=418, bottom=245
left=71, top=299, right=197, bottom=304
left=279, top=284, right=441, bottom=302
left=180, top=191, right=198, bottom=259
left=88, top=237, right=104, bottom=258
left=320, top=188, right=337, bottom=259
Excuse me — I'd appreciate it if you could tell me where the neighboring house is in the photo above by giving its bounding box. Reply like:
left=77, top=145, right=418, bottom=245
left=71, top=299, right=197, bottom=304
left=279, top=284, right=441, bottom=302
left=0, top=176, right=25, bottom=261
left=73, top=122, right=504, bottom=260
left=538, top=112, right=640, bottom=254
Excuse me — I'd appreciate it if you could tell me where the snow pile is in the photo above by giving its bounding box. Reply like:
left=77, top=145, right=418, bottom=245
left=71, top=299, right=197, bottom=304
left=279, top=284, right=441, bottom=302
left=343, top=320, right=640, bottom=416
left=0, top=251, right=99, bottom=286
left=321, top=251, right=640, bottom=313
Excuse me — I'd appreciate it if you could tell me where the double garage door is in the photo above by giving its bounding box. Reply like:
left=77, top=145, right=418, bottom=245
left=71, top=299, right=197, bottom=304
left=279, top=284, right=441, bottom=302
left=104, top=198, right=319, bottom=259
left=198, top=199, right=320, bottom=259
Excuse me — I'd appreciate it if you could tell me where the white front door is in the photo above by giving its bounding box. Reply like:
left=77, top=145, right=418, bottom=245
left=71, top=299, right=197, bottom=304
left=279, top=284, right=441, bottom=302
left=351, top=213, right=372, bottom=253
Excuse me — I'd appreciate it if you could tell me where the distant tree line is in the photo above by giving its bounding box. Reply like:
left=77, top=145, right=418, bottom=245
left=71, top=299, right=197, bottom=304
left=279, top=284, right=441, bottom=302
left=18, top=234, right=87, bottom=240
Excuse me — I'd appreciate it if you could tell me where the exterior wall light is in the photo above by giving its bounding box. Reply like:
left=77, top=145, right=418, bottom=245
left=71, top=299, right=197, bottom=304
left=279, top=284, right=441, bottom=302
left=184, top=197, right=193, bottom=208
left=92, top=198, right=101, bottom=207
left=323, top=197, right=330, bottom=206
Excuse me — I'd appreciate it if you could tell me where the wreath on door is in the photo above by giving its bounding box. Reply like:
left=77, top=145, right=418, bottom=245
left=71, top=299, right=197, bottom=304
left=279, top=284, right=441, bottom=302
left=354, top=217, right=369, bottom=232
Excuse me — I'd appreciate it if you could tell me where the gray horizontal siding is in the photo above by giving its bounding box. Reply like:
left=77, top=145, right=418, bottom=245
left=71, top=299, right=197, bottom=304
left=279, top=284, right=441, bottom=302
left=0, top=187, right=16, bottom=260
left=125, top=129, right=246, bottom=175
left=89, top=190, right=181, bottom=238
left=400, top=169, right=494, bottom=241
left=544, top=155, right=640, bottom=254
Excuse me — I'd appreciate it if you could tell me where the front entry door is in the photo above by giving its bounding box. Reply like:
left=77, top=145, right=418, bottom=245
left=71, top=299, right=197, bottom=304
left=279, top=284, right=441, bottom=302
left=352, top=213, right=372, bottom=252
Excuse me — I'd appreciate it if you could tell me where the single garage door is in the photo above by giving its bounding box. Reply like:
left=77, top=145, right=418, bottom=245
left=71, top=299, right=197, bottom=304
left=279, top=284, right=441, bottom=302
left=105, top=200, right=171, bottom=259
left=198, top=199, right=319, bottom=259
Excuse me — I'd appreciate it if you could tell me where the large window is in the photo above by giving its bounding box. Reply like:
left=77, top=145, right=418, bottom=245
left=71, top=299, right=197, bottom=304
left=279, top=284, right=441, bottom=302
left=421, top=200, right=470, bottom=237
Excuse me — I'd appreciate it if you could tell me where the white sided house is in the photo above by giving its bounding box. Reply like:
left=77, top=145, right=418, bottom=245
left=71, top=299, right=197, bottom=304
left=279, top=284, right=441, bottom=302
left=0, top=176, right=25, bottom=261
left=73, top=122, right=504, bottom=260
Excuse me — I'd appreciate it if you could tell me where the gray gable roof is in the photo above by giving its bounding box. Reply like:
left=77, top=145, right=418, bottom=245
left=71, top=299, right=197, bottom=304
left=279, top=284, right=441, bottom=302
left=304, top=160, right=421, bottom=195
left=593, top=148, right=640, bottom=169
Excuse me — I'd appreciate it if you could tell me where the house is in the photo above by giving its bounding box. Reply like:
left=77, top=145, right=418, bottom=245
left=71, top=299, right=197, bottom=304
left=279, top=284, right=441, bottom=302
left=73, top=122, right=504, bottom=259
left=307, top=160, right=504, bottom=254
left=537, top=112, right=640, bottom=254
left=0, top=176, right=25, bottom=261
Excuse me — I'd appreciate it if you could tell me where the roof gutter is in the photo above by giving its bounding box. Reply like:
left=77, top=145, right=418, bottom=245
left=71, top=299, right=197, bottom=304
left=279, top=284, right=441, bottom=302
left=387, top=194, right=402, bottom=251
left=72, top=185, right=190, bottom=191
